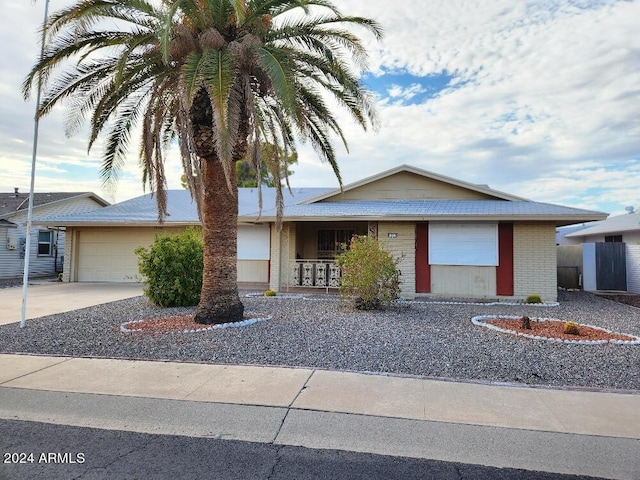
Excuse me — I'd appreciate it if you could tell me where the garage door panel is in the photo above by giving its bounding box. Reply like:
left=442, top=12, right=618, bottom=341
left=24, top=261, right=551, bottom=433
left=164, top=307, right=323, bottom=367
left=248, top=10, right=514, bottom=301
left=76, top=228, right=161, bottom=282
left=75, top=227, right=270, bottom=283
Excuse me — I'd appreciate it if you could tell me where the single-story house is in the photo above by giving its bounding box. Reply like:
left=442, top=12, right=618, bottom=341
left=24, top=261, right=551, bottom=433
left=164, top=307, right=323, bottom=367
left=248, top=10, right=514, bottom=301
left=37, top=165, right=606, bottom=301
left=563, top=210, right=640, bottom=244
left=1, top=189, right=109, bottom=279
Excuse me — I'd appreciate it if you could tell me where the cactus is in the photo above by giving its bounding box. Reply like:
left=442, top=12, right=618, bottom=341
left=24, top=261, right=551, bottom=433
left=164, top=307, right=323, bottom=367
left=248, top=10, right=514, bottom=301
left=563, top=321, right=580, bottom=335
left=525, top=294, right=542, bottom=304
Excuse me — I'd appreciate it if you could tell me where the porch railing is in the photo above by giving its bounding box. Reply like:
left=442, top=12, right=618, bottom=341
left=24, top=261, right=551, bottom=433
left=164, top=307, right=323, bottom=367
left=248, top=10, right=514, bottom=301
left=288, top=259, right=341, bottom=290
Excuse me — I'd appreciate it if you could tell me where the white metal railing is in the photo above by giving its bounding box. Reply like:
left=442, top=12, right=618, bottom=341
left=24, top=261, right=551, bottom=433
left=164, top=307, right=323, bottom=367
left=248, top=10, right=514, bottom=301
left=289, top=259, right=341, bottom=290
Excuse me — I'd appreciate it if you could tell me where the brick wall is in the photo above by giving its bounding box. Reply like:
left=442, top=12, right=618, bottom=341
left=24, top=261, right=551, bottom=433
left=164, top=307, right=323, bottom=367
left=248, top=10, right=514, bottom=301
left=378, top=222, right=415, bottom=297
left=513, top=223, right=557, bottom=302
left=626, top=244, right=640, bottom=294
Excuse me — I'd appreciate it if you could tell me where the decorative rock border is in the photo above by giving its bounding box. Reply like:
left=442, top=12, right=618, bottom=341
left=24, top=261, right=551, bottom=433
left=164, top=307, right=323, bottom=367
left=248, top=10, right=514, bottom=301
left=121, top=315, right=272, bottom=334
left=472, top=315, right=640, bottom=345
left=245, top=293, right=559, bottom=307
left=403, top=299, right=559, bottom=307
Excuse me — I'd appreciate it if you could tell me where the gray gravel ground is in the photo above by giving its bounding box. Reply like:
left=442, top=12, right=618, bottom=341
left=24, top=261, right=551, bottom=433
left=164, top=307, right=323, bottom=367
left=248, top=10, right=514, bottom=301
left=1, top=290, right=638, bottom=391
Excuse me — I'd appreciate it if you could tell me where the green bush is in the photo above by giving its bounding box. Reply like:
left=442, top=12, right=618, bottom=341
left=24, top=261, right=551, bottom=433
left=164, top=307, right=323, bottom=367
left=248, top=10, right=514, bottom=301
left=135, top=228, right=203, bottom=307
left=335, top=235, right=401, bottom=310
left=264, top=289, right=277, bottom=297
left=525, top=294, right=542, bottom=304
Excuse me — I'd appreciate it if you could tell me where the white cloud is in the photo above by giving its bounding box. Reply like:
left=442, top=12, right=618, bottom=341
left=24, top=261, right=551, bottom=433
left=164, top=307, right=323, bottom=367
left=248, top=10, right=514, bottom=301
left=0, top=0, right=638, bottom=215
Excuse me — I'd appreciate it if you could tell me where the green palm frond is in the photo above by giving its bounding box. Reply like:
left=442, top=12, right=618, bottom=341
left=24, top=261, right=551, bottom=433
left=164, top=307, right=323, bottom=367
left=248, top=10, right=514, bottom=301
left=24, top=0, right=382, bottom=222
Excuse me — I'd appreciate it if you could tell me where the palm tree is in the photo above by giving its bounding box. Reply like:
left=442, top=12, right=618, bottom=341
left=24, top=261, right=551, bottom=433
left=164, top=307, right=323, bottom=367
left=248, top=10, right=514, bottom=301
left=23, top=0, right=382, bottom=325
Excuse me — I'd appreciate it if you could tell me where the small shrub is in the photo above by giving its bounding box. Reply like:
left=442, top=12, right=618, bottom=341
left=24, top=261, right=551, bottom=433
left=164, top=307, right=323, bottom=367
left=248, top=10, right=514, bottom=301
left=563, top=321, right=580, bottom=335
left=264, top=289, right=277, bottom=297
left=135, top=228, right=203, bottom=307
left=521, top=316, right=531, bottom=330
left=525, top=294, right=542, bottom=304
left=335, top=235, right=401, bottom=310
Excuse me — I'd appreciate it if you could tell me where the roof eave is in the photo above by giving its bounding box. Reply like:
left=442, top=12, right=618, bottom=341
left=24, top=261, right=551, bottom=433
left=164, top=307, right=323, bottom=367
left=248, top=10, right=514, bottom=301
left=239, top=213, right=607, bottom=224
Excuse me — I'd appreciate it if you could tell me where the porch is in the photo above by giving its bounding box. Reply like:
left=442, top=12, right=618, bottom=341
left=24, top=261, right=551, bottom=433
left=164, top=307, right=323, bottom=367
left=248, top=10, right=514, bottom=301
left=271, top=221, right=373, bottom=291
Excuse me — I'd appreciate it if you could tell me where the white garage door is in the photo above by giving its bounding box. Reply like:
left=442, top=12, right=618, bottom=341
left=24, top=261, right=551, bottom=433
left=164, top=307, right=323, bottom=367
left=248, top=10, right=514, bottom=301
left=76, top=228, right=179, bottom=282
left=75, top=226, right=270, bottom=283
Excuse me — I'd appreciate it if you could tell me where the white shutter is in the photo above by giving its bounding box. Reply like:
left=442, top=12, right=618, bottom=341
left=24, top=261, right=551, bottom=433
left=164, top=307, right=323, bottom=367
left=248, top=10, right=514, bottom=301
left=237, top=225, right=270, bottom=260
left=429, top=223, right=498, bottom=266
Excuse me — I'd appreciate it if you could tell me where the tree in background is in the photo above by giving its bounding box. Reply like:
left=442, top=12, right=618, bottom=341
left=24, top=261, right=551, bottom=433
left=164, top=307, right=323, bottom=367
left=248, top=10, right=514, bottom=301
left=236, top=143, right=297, bottom=187
left=24, top=0, right=382, bottom=324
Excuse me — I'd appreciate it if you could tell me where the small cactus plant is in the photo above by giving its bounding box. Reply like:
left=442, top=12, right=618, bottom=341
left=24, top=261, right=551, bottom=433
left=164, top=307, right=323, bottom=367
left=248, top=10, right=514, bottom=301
left=521, top=316, right=532, bottom=330
left=264, top=289, right=277, bottom=297
left=525, top=294, right=542, bottom=304
left=563, top=321, right=580, bottom=335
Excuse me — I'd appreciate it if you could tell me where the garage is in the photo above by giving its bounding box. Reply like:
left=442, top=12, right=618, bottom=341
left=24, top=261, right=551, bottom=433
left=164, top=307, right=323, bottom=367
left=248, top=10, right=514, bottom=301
left=74, top=228, right=183, bottom=282
left=71, top=226, right=270, bottom=283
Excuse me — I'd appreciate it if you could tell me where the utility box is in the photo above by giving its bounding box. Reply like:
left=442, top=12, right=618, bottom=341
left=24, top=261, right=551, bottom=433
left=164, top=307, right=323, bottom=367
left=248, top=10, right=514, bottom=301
left=6, top=235, right=17, bottom=250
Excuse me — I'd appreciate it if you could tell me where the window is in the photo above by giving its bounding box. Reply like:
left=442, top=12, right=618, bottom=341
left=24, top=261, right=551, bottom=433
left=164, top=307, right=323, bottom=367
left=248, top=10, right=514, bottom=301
left=317, top=229, right=355, bottom=259
left=38, top=230, right=53, bottom=256
left=429, top=223, right=498, bottom=266
left=605, top=235, right=623, bottom=243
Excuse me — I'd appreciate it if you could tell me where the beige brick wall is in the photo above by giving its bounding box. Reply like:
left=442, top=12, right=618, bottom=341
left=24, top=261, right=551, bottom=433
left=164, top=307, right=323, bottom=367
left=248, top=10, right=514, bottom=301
left=378, top=222, right=415, bottom=297
left=269, top=224, right=281, bottom=291
left=270, top=222, right=294, bottom=291
left=513, top=223, right=557, bottom=302
left=62, top=229, right=74, bottom=282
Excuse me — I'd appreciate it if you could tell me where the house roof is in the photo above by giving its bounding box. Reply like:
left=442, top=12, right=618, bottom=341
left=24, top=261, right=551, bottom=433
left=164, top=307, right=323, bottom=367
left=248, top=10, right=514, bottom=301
left=565, top=212, right=640, bottom=238
left=246, top=199, right=605, bottom=225
left=35, top=187, right=331, bottom=226
left=0, top=191, right=110, bottom=219
left=34, top=165, right=606, bottom=227
left=301, top=164, right=528, bottom=203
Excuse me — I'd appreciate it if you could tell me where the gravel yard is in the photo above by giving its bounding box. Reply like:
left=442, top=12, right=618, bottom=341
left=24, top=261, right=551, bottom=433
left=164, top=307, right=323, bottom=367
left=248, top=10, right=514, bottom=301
left=1, top=290, right=639, bottom=391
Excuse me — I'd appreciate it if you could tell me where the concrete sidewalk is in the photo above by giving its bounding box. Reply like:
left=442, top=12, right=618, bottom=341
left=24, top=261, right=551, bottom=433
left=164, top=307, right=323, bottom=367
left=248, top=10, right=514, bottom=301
left=1, top=354, right=639, bottom=479
left=0, top=282, right=143, bottom=325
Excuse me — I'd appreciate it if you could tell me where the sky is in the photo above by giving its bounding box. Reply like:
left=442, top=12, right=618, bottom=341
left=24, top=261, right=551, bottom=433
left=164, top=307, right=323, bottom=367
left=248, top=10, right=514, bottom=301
left=0, top=1, right=638, bottom=216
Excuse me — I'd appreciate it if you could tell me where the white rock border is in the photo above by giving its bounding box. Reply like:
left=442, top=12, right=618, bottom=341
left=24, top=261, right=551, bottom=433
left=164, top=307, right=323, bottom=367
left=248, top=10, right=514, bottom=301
left=403, top=299, right=559, bottom=307
left=472, top=315, right=640, bottom=345
left=121, top=315, right=272, bottom=334
left=245, top=293, right=559, bottom=307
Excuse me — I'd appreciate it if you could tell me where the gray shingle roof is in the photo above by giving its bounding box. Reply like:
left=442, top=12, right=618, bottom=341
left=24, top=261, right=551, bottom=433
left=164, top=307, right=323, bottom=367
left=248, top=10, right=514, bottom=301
left=36, top=187, right=606, bottom=226
left=565, top=212, right=640, bottom=237
left=246, top=199, right=606, bottom=222
left=36, top=188, right=332, bottom=225
left=0, top=192, right=108, bottom=219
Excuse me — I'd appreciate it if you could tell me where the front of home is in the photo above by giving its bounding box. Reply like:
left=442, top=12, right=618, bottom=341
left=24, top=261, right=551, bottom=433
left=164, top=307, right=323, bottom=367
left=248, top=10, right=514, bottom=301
left=37, top=165, right=606, bottom=302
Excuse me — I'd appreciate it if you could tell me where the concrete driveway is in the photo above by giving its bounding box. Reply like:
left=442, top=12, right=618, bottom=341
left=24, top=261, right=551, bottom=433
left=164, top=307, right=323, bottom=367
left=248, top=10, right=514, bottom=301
left=0, top=282, right=144, bottom=326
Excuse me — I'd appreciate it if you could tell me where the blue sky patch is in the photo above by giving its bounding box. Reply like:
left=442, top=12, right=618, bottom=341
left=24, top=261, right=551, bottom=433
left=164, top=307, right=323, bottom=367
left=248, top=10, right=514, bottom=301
left=363, top=71, right=458, bottom=105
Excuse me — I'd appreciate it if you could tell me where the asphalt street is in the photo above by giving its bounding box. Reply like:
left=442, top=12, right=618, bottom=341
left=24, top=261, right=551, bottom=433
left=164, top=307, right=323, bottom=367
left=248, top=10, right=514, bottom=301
left=0, top=419, right=600, bottom=480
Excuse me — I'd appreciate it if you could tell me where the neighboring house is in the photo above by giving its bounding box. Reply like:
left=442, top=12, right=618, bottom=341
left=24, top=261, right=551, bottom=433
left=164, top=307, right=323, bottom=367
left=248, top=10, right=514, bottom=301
left=556, top=221, right=602, bottom=245
left=0, top=190, right=109, bottom=279
left=563, top=211, right=640, bottom=245
left=37, top=165, right=606, bottom=301
left=559, top=211, right=640, bottom=294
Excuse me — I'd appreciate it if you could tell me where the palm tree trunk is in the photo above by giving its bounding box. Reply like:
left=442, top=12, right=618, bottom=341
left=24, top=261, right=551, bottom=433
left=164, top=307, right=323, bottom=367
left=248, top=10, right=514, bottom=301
left=194, top=157, right=244, bottom=324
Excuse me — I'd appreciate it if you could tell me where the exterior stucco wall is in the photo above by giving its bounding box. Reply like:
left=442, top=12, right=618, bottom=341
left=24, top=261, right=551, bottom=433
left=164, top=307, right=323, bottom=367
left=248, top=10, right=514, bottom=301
left=513, top=223, right=558, bottom=302
left=378, top=222, right=415, bottom=297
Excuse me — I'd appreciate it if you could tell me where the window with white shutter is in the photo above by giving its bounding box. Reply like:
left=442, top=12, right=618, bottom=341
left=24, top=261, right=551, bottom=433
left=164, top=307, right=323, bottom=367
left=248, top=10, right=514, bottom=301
left=428, top=223, right=498, bottom=266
